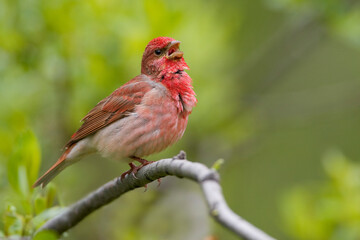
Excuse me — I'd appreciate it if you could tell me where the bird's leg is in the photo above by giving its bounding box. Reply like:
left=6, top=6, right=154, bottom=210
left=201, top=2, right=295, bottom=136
left=130, top=156, right=154, bottom=166
left=130, top=156, right=162, bottom=186
left=156, top=178, right=162, bottom=187
left=121, top=162, right=141, bottom=180
left=121, top=156, right=154, bottom=181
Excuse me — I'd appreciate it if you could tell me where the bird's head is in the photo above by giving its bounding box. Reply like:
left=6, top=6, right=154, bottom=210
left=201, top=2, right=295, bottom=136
left=141, top=37, right=189, bottom=77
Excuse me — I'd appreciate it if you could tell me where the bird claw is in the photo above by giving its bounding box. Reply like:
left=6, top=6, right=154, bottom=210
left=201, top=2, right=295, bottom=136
left=120, top=156, right=159, bottom=191
left=120, top=172, right=127, bottom=180
left=131, top=171, right=139, bottom=179
left=121, top=162, right=139, bottom=181
left=120, top=157, right=155, bottom=183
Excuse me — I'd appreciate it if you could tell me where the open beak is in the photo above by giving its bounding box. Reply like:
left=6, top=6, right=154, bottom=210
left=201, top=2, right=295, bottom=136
left=166, top=41, right=183, bottom=60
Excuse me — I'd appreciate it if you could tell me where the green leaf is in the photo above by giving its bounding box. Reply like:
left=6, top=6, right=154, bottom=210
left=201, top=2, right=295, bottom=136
left=7, top=130, right=41, bottom=195
left=211, top=158, right=225, bottom=171
left=3, top=204, right=24, bottom=236
left=33, top=230, right=58, bottom=240
left=18, top=165, right=29, bottom=197
left=34, top=196, right=47, bottom=215
left=282, top=153, right=360, bottom=240
left=45, top=183, right=57, bottom=208
left=31, top=207, right=65, bottom=230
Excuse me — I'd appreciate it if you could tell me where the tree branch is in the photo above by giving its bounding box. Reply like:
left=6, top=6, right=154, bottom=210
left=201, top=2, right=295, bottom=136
left=37, top=151, right=275, bottom=240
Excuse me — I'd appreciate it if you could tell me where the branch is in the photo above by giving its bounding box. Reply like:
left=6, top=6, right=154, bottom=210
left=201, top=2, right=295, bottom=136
left=37, top=151, right=275, bottom=240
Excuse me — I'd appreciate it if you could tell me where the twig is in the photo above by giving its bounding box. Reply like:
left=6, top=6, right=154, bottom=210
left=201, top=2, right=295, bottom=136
left=37, top=151, right=275, bottom=240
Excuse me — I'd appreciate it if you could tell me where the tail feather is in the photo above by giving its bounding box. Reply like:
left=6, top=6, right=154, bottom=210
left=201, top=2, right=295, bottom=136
left=33, top=146, right=73, bottom=188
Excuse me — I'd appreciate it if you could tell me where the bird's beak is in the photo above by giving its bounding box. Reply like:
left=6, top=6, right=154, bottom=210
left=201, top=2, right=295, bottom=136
left=166, top=41, right=183, bottom=60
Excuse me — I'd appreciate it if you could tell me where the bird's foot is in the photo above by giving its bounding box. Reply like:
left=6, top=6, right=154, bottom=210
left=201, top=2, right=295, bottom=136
left=121, top=156, right=155, bottom=180
left=157, top=178, right=162, bottom=187
left=121, top=156, right=161, bottom=188
left=131, top=157, right=162, bottom=186
left=143, top=179, right=161, bottom=191
left=121, top=162, right=141, bottom=180
left=130, top=156, right=155, bottom=166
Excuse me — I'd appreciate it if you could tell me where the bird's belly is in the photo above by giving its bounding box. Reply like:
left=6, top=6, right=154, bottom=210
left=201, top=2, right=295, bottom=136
left=92, top=101, right=188, bottom=161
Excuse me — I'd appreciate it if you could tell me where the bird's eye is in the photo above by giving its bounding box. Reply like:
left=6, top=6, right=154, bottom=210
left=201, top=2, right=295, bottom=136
left=154, top=49, right=162, bottom=55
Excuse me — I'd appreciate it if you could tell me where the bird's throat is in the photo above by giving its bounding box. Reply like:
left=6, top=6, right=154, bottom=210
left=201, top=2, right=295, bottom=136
left=161, top=70, right=197, bottom=114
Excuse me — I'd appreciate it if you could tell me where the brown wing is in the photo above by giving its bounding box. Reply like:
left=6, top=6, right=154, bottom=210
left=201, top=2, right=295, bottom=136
left=65, top=76, right=154, bottom=148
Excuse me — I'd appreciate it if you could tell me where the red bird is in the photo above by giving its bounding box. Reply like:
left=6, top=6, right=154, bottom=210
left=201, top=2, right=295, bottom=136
left=33, top=37, right=197, bottom=188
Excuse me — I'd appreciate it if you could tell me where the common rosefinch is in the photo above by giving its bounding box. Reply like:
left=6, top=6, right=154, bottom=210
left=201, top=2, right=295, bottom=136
left=33, top=37, right=197, bottom=188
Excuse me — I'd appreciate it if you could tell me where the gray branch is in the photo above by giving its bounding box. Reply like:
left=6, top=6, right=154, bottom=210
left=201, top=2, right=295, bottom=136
left=37, top=151, right=275, bottom=240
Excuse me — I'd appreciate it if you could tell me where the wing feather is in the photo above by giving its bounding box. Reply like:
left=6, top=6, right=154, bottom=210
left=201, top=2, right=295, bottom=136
left=66, top=76, right=154, bottom=148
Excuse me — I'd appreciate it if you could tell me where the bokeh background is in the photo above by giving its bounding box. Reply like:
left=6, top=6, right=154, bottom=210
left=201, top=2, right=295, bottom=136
left=1, top=0, right=360, bottom=239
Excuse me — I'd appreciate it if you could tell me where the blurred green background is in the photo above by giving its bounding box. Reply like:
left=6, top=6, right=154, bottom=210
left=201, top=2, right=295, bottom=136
left=1, top=0, right=360, bottom=239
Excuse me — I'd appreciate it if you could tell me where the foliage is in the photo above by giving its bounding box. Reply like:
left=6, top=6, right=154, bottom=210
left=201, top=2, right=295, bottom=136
left=0, top=0, right=360, bottom=239
left=0, top=129, right=62, bottom=238
left=266, top=0, right=360, bottom=47
left=281, top=152, right=360, bottom=240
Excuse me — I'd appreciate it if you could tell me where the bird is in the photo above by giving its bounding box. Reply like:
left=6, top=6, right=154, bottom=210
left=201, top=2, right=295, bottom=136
left=33, top=37, right=197, bottom=188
